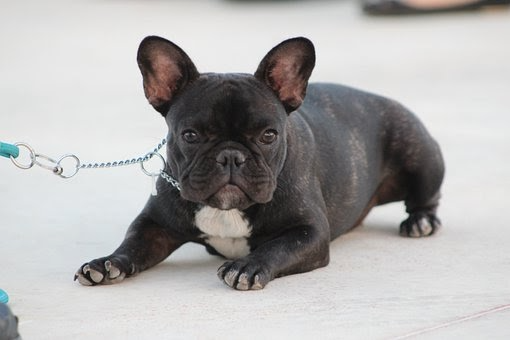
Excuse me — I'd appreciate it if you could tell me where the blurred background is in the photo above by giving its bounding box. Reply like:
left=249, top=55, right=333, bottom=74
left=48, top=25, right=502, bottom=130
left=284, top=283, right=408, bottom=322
left=1, top=1, right=509, bottom=339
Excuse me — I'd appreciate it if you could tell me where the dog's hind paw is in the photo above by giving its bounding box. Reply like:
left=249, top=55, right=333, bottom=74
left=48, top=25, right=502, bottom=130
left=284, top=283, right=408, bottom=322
left=400, top=212, right=441, bottom=238
left=74, top=255, right=133, bottom=286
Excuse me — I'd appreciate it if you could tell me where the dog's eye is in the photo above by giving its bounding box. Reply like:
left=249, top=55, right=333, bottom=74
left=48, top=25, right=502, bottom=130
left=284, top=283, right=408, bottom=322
left=260, top=129, right=278, bottom=144
left=182, top=130, right=199, bottom=143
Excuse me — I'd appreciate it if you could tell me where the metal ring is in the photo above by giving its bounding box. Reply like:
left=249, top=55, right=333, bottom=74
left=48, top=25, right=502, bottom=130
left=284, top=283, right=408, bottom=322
left=10, top=142, right=36, bottom=169
left=34, top=153, right=59, bottom=172
left=56, top=154, right=81, bottom=179
left=140, top=152, right=166, bottom=177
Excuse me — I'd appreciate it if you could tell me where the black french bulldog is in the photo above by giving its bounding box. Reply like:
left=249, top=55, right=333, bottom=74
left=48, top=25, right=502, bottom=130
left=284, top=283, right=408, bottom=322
left=75, top=36, right=444, bottom=290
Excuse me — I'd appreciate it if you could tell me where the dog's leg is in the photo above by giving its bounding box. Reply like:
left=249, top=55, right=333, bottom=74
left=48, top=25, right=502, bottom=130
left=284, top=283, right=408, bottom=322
left=399, top=140, right=445, bottom=238
left=75, top=214, right=183, bottom=285
left=217, top=225, right=330, bottom=290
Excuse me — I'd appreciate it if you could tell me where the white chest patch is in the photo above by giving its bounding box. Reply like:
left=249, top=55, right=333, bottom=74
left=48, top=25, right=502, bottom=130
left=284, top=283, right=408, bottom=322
left=194, top=207, right=252, bottom=259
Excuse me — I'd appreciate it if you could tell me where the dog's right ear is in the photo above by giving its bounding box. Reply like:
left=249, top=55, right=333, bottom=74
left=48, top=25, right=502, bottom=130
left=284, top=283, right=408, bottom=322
left=137, top=36, right=199, bottom=116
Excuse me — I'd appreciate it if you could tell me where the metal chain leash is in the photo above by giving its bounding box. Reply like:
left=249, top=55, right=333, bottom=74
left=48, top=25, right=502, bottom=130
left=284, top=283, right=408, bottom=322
left=160, top=168, right=181, bottom=191
left=0, top=139, right=181, bottom=192
left=79, top=138, right=167, bottom=173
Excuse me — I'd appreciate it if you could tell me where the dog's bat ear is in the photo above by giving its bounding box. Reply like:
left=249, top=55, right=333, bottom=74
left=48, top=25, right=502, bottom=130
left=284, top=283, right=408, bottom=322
left=137, top=36, right=199, bottom=116
left=255, top=37, right=315, bottom=114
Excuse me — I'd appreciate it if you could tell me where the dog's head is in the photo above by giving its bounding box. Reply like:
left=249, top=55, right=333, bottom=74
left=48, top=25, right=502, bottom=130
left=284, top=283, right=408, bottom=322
left=137, top=36, right=315, bottom=210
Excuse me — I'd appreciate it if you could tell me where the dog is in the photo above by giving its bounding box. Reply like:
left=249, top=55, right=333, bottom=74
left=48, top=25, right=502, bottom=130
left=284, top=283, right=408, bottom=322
left=75, top=36, right=444, bottom=290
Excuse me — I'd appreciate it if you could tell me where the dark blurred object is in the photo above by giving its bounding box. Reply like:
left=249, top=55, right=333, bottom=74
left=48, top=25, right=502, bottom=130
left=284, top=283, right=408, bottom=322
left=0, top=304, right=20, bottom=340
left=363, top=0, right=510, bottom=15
left=226, top=0, right=302, bottom=2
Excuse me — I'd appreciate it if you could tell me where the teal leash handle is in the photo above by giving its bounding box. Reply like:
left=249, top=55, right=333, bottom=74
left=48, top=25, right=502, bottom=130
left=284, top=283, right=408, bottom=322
left=0, top=289, right=8, bottom=304
left=0, top=142, right=19, bottom=159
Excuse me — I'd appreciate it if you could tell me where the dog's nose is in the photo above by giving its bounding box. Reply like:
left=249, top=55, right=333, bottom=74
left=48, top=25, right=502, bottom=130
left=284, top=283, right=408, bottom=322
left=216, top=149, right=246, bottom=168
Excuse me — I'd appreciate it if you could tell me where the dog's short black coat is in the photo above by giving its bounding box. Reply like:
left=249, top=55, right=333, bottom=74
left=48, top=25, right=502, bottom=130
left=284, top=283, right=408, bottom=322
left=75, top=36, right=444, bottom=290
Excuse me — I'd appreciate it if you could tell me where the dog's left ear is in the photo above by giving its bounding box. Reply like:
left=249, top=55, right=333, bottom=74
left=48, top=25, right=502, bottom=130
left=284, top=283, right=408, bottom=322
left=137, top=36, right=199, bottom=116
left=255, top=37, right=315, bottom=113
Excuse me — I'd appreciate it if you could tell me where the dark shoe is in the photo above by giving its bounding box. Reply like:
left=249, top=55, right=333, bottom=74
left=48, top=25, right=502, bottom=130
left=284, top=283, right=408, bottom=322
left=363, top=0, right=510, bottom=15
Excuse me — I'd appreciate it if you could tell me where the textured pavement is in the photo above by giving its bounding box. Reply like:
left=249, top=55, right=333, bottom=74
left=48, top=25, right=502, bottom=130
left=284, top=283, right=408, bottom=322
left=1, top=0, right=509, bottom=339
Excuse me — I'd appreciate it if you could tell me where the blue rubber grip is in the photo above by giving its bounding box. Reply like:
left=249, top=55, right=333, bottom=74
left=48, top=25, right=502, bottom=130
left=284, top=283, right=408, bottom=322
left=0, top=142, right=20, bottom=159
left=0, top=289, right=8, bottom=304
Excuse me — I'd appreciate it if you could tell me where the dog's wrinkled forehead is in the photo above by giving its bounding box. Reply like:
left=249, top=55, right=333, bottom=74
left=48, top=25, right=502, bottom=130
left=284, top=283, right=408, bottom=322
left=167, top=73, right=287, bottom=133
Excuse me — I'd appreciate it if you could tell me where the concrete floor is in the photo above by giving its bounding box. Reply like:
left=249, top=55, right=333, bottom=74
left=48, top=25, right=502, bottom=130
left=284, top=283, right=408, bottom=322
left=1, top=0, right=509, bottom=339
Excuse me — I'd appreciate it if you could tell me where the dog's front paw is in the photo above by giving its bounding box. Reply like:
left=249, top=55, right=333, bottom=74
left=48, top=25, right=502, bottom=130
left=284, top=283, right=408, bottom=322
left=217, top=258, right=273, bottom=291
left=74, top=255, right=133, bottom=286
left=400, top=212, right=441, bottom=238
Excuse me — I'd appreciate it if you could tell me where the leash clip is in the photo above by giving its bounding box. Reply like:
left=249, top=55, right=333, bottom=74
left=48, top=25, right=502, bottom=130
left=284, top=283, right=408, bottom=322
left=2, top=141, right=81, bottom=178
left=140, top=151, right=181, bottom=193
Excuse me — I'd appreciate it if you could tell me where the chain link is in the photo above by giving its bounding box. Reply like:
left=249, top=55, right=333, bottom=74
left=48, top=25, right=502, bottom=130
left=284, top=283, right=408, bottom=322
left=160, top=170, right=181, bottom=191
left=79, top=139, right=167, bottom=170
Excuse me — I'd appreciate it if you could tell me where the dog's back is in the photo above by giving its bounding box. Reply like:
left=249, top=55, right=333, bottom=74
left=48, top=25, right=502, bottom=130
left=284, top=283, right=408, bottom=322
left=294, top=83, right=444, bottom=238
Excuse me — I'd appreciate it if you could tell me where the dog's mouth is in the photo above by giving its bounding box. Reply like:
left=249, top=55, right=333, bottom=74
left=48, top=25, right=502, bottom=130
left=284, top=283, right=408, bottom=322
left=179, top=159, right=276, bottom=210
left=206, top=184, right=253, bottom=210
